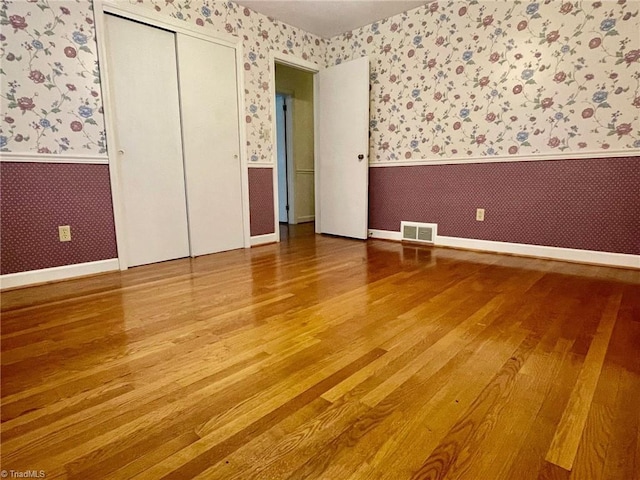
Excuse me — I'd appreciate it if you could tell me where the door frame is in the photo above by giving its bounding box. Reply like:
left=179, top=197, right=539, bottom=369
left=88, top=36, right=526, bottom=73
left=268, top=52, right=320, bottom=242
left=94, top=0, right=251, bottom=270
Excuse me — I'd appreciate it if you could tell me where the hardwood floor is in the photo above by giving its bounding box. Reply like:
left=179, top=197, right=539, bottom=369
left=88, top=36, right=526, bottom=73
left=1, top=224, right=639, bottom=479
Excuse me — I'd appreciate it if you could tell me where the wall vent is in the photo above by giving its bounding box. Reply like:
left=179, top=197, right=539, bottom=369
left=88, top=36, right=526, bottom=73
left=401, top=221, right=437, bottom=244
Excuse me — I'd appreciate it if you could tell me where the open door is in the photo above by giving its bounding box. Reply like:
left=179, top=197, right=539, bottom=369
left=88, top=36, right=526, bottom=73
left=317, top=56, right=370, bottom=240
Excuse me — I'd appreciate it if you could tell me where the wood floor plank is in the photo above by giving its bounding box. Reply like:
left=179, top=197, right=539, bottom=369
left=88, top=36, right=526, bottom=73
left=322, top=291, right=503, bottom=403
left=537, top=462, right=571, bottom=480
left=500, top=279, right=616, bottom=480
left=504, top=348, right=583, bottom=480
left=1, top=224, right=637, bottom=479
left=327, top=324, right=531, bottom=480
left=568, top=402, right=614, bottom=480
left=360, top=294, right=508, bottom=408
left=6, top=341, right=335, bottom=470
left=143, top=348, right=386, bottom=479
left=545, top=292, right=622, bottom=470
left=194, top=397, right=369, bottom=479
left=408, top=332, right=540, bottom=480
left=317, top=335, right=489, bottom=479
left=443, top=301, right=579, bottom=480
left=600, top=285, right=640, bottom=480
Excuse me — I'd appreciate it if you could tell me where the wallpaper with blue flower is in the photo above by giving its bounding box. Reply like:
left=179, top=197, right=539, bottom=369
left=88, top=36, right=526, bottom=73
left=3, top=0, right=638, bottom=162
left=0, top=0, right=326, bottom=160
left=327, top=0, right=640, bottom=162
left=1, top=0, right=106, bottom=154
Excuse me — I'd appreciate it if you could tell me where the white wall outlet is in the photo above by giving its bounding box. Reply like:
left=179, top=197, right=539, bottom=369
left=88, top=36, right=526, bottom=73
left=476, top=208, right=485, bottom=221
left=58, top=225, right=71, bottom=242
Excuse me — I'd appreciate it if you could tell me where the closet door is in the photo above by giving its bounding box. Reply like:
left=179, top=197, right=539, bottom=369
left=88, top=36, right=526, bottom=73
left=176, top=34, right=245, bottom=256
left=105, top=15, right=190, bottom=266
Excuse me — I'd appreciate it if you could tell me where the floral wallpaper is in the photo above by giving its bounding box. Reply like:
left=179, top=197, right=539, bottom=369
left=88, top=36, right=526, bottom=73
left=0, top=0, right=106, bottom=154
left=327, top=0, right=640, bottom=162
left=0, top=0, right=326, bottom=161
left=3, top=0, right=638, bottom=162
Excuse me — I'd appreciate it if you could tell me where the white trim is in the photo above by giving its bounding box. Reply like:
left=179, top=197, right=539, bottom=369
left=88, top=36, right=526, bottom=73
left=0, top=153, right=108, bottom=164
left=368, top=149, right=639, bottom=167
left=368, top=229, right=402, bottom=241
left=437, top=236, right=639, bottom=269
left=314, top=73, right=321, bottom=235
left=250, top=233, right=277, bottom=246
left=297, top=169, right=314, bottom=174
left=367, top=229, right=640, bottom=269
left=271, top=51, right=321, bottom=73
left=235, top=42, right=252, bottom=251
left=248, top=162, right=275, bottom=168
left=270, top=156, right=281, bottom=239
left=296, top=215, right=315, bottom=223
left=269, top=52, right=280, bottom=242
left=94, top=1, right=128, bottom=270
left=284, top=95, right=296, bottom=225
left=0, top=259, right=119, bottom=290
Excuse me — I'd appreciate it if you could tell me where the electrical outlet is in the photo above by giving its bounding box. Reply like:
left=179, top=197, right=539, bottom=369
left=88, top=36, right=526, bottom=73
left=476, top=208, right=485, bottom=221
left=58, top=225, right=71, bottom=242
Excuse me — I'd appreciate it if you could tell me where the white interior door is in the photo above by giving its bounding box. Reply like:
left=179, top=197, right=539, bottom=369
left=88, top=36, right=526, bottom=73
left=317, top=56, right=370, bottom=239
left=105, top=14, right=190, bottom=267
left=176, top=34, right=245, bottom=256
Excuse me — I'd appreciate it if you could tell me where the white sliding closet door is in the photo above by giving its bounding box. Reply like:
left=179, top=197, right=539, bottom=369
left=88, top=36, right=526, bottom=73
left=176, top=34, right=245, bottom=256
left=105, top=15, right=190, bottom=267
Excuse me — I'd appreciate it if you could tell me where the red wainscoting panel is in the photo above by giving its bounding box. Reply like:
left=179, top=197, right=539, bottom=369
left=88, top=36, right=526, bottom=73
left=369, top=156, right=640, bottom=255
left=248, top=167, right=275, bottom=237
left=1, top=162, right=118, bottom=274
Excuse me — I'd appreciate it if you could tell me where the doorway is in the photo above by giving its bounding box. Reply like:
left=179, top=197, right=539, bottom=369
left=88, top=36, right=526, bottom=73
left=274, top=63, right=315, bottom=228
left=269, top=53, right=370, bottom=243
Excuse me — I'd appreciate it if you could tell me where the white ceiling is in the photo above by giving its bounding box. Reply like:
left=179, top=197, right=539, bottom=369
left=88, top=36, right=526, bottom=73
left=237, top=1, right=429, bottom=38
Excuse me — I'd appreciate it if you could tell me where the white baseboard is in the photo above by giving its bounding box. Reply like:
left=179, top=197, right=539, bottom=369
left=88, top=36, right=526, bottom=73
left=368, top=229, right=639, bottom=269
left=296, top=215, right=315, bottom=223
left=251, top=233, right=277, bottom=246
left=0, top=259, right=120, bottom=290
left=368, top=229, right=403, bottom=241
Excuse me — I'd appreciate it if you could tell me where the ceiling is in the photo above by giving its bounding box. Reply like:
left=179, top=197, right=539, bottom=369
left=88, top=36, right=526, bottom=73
left=236, top=1, right=430, bottom=38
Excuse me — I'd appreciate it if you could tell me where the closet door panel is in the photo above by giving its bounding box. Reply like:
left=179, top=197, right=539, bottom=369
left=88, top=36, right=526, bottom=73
left=105, top=15, right=190, bottom=266
left=176, top=34, right=245, bottom=256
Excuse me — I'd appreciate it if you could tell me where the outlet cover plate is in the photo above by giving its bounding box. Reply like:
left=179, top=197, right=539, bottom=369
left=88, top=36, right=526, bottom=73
left=58, top=225, right=71, bottom=242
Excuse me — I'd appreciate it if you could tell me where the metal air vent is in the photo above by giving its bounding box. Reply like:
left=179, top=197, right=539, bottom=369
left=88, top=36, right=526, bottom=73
left=400, top=221, right=437, bottom=244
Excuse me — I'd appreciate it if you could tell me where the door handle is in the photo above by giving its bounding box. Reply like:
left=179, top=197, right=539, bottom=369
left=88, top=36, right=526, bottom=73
left=358, top=154, right=365, bottom=161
